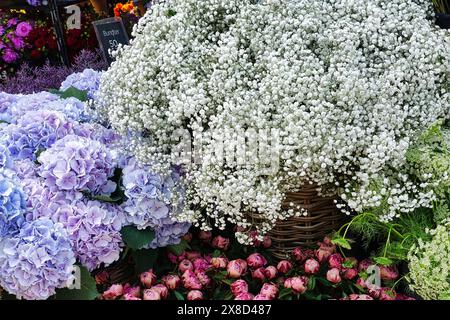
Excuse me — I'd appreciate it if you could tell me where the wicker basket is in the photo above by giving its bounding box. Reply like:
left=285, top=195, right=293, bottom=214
left=248, top=183, right=345, bottom=260
left=92, top=254, right=136, bottom=287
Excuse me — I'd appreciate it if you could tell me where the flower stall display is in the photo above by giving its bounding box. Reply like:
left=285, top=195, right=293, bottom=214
left=96, top=0, right=450, bottom=245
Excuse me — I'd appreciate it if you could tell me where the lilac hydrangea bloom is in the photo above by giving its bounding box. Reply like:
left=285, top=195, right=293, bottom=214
left=38, top=135, right=116, bottom=194
left=52, top=200, right=125, bottom=271
left=122, top=158, right=190, bottom=248
left=0, top=92, right=17, bottom=123
left=0, top=170, right=27, bottom=237
left=4, top=110, right=74, bottom=161
left=0, top=218, right=75, bottom=300
left=60, top=69, right=102, bottom=99
left=46, top=97, right=91, bottom=122
left=0, top=144, right=13, bottom=170
left=7, top=92, right=59, bottom=122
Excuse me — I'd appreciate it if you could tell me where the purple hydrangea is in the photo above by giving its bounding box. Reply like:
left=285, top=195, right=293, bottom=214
left=0, top=92, right=17, bottom=123
left=46, top=97, right=91, bottom=122
left=38, top=135, right=116, bottom=194
left=51, top=200, right=125, bottom=271
left=4, top=110, right=75, bottom=161
left=0, top=218, right=75, bottom=300
left=122, top=158, right=190, bottom=248
left=0, top=144, right=13, bottom=170
left=60, top=69, right=102, bottom=99
left=7, top=92, right=59, bottom=122
left=0, top=170, right=27, bottom=237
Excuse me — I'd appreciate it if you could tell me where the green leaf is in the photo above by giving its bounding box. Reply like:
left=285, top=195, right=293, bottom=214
left=221, top=278, right=233, bottom=285
left=307, top=276, right=316, bottom=290
left=166, top=9, right=177, bottom=17
left=55, top=266, right=98, bottom=300
left=342, top=259, right=355, bottom=269
left=167, top=239, right=190, bottom=256
left=89, top=194, right=123, bottom=203
left=224, top=290, right=234, bottom=300
left=50, top=86, right=88, bottom=102
left=331, top=236, right=352, bottom=250
left=132, top=248, right=158, bottom=274
left=373, top=256, right=393, bottom=266
left=212, top=249, right=221, bottom=258
left=174, top=291, right=185, bottom=300
left=120, top=226, right=155, bottom=250
left=278, top=288, right=293, bottom=299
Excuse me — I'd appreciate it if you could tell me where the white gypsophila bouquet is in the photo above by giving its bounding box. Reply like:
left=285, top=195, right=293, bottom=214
left=97, top=0, right=450, bottom=243
left=407, top=220, right=450, bottom=300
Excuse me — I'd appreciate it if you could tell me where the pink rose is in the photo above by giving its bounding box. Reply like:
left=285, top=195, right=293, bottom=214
left=186, top=251, right=202, bottom=260
left=198, top=231, right=212, bottom=242
left=277, top=260, right=292, bottom=274
left=262, top=236, right=272, bottom=248
left=123, top=293, right=142, bottom=300
left=343, top=268, right=358, bottom=280
left=292, top=247, right=307, bottom=263
left=379, top=265, right=399, bottom=281
left=230, top=279, right=248, bottom=297
left=259, top=283, right=278, bottom=300
left=358, top=259, right=373, bottom=272
left=304, top=258, right=320, bottom=274
left=211, top=257, right=228, bottom=269
left=102, top=284, right=123, bottom=300
left=187, top=290, right=203, bottom=300
left=182, top=270, right=203, bottom=290
left=246, top=253, right=267, bottom=269
left=328, top=253, right=343, bottom=270
left=143, top=288, right=161, bottom=300
left=356, top=277, right=367, bottom=289
left=253, top=294, right=270, bottom=300
left=235, top=292, right=255, bottom=300
left=193, top=257, right=211, bottom=272
left=168, top=252, right=178, bottom=264
left=123, top=284, right=141, bottom=298
left=264, top=266, right=278, bottom=280
left=293, top=276, right=309, bottom=294
left=251, top=267, right=266, bottom=281
left=163, top=275, right=181, bottom=290
left=315, top=248, right=332, bottom=263
left=347, top=294, right=373, bottom=300
left=212, top=236, right=230, bottom=250
left=179, top=259, right=194, bottom=273
left=227, top=259, right=247, bottom=278
left=195, top=271, right=211, bottom=287
left=326, top=268, right=341, bottom=284
left=379, top=288, right=396, bottom=301
left=140, top=269, right=157, bottom=288
left=95, top=270, right=110, bottom=285
left=151, top=284, right=169, bottom=299
left=368, top=286, right=382, bottom=298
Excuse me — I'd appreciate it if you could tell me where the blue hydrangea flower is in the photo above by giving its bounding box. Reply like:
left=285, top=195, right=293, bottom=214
left=122, top=158, right=190, bottom=248
left=0, top=144, right=13, bottom=170
left=38, top=135, right=116, bottom=194
left=0, top=217, right=75, bottom=300
left=46, top=97, right=91, bottom=122
left=7, top=92, right=60, bottom=123
left=4, top=110, right=75, bottom=161
left=0, top=170, right=27, bottom=237
left=60, top=69, right=102, bottom=99
left=0, top=92, right=17, bottom=123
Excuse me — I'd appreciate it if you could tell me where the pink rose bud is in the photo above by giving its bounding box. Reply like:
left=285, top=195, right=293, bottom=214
left=235, top=292, right=255, bottom=300
left=102, top=284, right=123, bottom=300
left=230, top=279, right=248, bottom=297
left=253, top=294, right=270, bottom=300
left=123, top=293, right=142, bottom=300
left=356, top=277, right=367, bottom=289
left=246, top=253, right=267, bottom=269
left=343, top=268, right=358, bottom=280
left=289, top=276, right=308, bottom=294
left=304, top=258, right=320, bottom=274
left=277, top=260, right=293, bottom=274
left=322, top=236, right=332, bottom=245
left=259, top=283, right=278, bottom=300
left=95, top=270, right=110, bottom=285
left=379, top=265, right=399, bottom=281
left=143, top=288, right=161, bottom=300
left=182, top=232, right=193, bottom=243
left=193, top=257, right=211, bottom=272
left=358, top=259, right=373, bottom=272
left=212, top=235, right=230, bottom=250
left=195, top=271, right=211, bottom=287
left=264, top=266, right=278, bottom=280
left=251, top=267, right=266, bottom=281
left=186, top=251, right=202, bottom=261
left=227, top=259, right=247, bottom=278
left=284, top=278, right=293, bottom=289
left=167, top=252, right=178, bottom=264
left=328, top=253, right=344, bottom=270
left=315, top=248, right=332, bottom=263
left=151, top=284, right=169, bottom=299
left=211, top=257, right=229, bottom=269
left=326, top=268, right=341, bottom=284
left=379, top=288, right=396, bottom=301
left=348, top=294, right=373, bottom=300
left=123, top=283, right=141, bottom=298
left=292, top=247, right=307, bottom=263
left=177, top=252, right=187, bottom=262
left=262, top=236, right=272, bottom=248
left=368, top=286, right=382, bottom=299
left=179, top=259, right=194, bottom=273
left=187, top=290, right=203, bottom=300
left=198, top=231, right=212, bottom=242
left=182, top=270, right=203, bottom=290
left=140, top=269, right=157, bottom=288
left=162, top=275, right=181, bottom=290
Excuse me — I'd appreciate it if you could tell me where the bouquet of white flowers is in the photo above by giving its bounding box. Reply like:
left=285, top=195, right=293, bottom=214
left=97, top=0, right=450, bottom=243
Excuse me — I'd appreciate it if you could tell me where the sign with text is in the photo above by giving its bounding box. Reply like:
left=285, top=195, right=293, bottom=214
left=93, top=17, right=129, bottom=66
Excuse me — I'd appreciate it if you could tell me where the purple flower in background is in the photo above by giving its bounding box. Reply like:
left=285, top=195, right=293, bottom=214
left=4, top=110, right=74, bottom=161
left=0, top=218, right=75, bottom=300
left=0, top=170, right=27, bottom=237
left=2, top=48, right=18, bottom=64
left=0, top=26, right=5, bottom=36
left=6, top=18, right=18, bottom=28
left=15, top=22, right=32, bottom=37
left=8, top=35, right=25, bottom=50
left=26, top=0, right=42, bottom=6
left=38, top=135, right=116, bottom=194
left=60, top=69, right=102, bottom=99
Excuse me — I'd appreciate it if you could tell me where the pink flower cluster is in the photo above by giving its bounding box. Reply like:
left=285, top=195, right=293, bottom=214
left=0, top=14, right=33, bottom=64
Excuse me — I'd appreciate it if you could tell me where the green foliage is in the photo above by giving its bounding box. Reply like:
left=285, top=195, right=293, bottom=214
left=49, top=86, right=88, bottom=102
left=167, top=239, right=190, bottom=256
left=55, top=266, right=99, bottom=300
left=132, top=248, right=159, bottom=274
left=120, top=226, right=155, bottom=250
